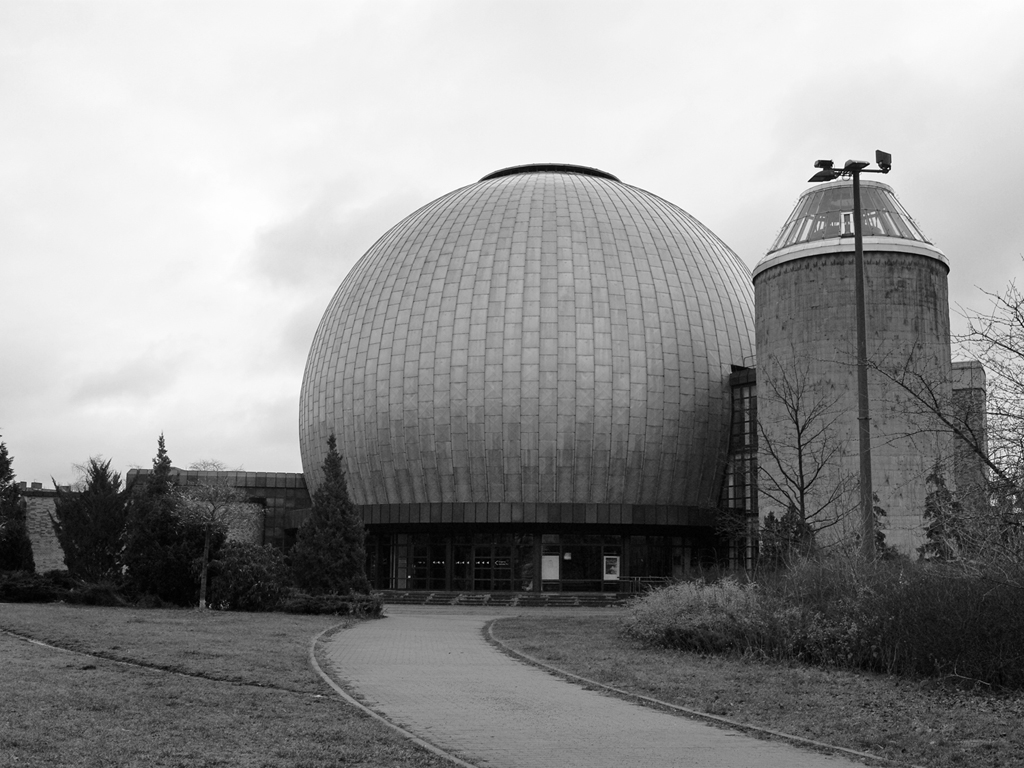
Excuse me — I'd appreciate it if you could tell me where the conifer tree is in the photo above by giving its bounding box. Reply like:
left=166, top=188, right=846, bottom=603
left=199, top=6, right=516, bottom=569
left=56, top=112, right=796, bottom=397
left=290, top=434, right=370, bottom=595
left=122, top=434, right=216, bottom=605
left=0, top=437, right=34, bottom=572
left=51, top=457, right=129, bottom=582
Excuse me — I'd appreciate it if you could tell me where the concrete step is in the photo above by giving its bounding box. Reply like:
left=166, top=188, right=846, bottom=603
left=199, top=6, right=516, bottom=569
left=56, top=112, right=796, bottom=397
left=376, top=590, right=629, bottom=607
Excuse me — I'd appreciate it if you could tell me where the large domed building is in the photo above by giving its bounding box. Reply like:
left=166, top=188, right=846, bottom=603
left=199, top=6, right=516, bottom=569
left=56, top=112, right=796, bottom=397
left=299, top=164, right=756, bottom=592
left=17, top=162, right=981, bottom=587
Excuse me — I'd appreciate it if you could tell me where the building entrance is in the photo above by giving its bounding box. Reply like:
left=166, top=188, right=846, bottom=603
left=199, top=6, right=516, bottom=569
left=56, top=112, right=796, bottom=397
left=451, top=542, right=514, bottom=591
left=377, top=533, right=533, bottom=592
left=366, top=529, right=727, bottom=592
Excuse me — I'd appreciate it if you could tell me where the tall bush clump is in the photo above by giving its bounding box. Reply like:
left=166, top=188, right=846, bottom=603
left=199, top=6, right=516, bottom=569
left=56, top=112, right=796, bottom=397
left=208, top=542, right=290, bottom=611
left=50, top=458, right=129, bottom=582
left=623, top=579, right=760, bottom=654
left=624, top=557, right=1024, bottom=689
left=290, top=434, right=370, bottom=595
left=763, top=557, right=1024, bottom=684
left=864, top=565, right=1024, bottom=687
left=754, top=556, right=893, bottom=668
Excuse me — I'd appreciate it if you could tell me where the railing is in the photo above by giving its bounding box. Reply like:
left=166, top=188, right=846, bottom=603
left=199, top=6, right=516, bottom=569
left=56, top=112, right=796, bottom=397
left=620, top=576, right=672, bottom=594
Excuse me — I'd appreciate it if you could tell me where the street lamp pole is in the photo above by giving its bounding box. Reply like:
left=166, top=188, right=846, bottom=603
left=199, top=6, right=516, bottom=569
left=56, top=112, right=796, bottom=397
left=808, top=151, right=891, bottom=559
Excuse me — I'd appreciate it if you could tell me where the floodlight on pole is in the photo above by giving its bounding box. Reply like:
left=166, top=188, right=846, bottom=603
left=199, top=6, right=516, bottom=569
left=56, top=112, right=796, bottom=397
left=806, top=150, right=891, bottom=560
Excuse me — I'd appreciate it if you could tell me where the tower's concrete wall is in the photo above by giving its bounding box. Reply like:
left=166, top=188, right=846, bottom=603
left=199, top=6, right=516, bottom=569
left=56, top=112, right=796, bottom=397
left=755, top=250, right=952, bottom=554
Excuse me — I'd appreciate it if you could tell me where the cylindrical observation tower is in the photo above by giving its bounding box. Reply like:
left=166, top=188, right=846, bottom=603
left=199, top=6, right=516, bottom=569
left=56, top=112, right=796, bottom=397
left=753, top=178, right=952, bottom=554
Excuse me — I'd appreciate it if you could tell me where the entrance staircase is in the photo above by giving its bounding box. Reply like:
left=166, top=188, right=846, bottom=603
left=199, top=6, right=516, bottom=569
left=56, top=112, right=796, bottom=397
left=377, top=590, right=628, bottom=607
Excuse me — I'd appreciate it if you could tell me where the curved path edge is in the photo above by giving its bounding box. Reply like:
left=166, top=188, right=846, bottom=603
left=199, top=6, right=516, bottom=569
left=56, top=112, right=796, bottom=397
left=308, top=624, right=479, bottom=768
left=483, top=618, right=920, bottom=768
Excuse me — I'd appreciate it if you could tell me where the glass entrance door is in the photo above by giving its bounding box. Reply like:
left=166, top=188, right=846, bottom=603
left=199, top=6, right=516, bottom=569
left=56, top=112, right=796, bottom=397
left=473, top=548, right=492, bottom=591
left=472, top=544, right=513, bottom=591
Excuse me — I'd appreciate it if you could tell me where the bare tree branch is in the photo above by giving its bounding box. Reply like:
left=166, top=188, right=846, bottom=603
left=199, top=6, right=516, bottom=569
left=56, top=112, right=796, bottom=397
left=757, top=355, right=858, bottom=542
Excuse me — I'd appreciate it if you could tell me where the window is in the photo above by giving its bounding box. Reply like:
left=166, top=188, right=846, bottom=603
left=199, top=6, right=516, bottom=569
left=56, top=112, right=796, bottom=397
left=724, top=382, right=757, bottom=513
left=841, top=211, right=854, bottom=236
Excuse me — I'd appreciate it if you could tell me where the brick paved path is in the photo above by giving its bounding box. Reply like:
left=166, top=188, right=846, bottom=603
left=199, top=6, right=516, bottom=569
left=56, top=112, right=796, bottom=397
left=322, top=606, right=862, bottom=768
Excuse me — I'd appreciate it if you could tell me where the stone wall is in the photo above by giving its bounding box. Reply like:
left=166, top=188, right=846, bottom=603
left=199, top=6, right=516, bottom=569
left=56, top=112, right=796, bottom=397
left=19, top=486, right=65, bottom=572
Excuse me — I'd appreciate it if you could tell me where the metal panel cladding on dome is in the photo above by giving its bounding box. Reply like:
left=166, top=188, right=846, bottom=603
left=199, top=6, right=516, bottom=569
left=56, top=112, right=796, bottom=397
left=299, top=164, right=755, bottom=513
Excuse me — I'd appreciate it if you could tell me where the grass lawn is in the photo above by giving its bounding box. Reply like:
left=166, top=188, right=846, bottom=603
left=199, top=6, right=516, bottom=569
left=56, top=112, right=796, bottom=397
left=0, top=603, right=448, bottom=768
left=491, top=613, right=1024, bottom=768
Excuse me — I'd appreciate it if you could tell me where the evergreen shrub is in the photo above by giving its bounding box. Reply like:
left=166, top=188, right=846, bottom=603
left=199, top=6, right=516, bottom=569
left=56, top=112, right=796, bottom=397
left=290, top=435, right=371, bottom=595
left=208, top=542, right=291, bottom=611
left=0, top=438, right=34, bottom=573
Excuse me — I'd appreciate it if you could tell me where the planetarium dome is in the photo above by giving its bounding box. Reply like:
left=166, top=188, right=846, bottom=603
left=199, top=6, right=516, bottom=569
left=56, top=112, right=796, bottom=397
left=299, top=164, right=755, bottom=524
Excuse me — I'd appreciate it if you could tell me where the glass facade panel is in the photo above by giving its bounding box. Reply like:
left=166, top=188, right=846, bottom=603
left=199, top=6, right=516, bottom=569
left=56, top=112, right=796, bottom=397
left=375, top=532, right=535, bottom=591
left=453, top=544, right=472, bottom=590
left=767, top=180, right=933, bottom=253
left=372, top=529, right=724, bottom=591
left=629, top=536, right=671, bottom=578
left=724, top=382, right=757, bottom=514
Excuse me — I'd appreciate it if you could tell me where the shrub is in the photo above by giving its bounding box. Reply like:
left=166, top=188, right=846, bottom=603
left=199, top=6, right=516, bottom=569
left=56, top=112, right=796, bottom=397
left=0, top=570, right=126, bottom=606
left=278, top=591, right=384, bottom=617
left=0, top=571, right=62, bottom=603
left=208, top=542, right=291, bottom=611
left=623, top=578, right=760, bottom=653
left=625, top=557, right=1024, bottom=689
left=63, top=581, right=127, bottom=607
left=0, top=517, right=35, bottom=573
left=864, top=565, right=1024, bottom=687
left=50, top=458, right=129, bottom=582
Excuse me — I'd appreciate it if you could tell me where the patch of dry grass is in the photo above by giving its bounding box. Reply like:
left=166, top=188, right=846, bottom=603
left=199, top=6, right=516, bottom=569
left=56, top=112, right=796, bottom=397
left=0, top=603, right=448, bottom=768
left=491, top=614, right=1024, bottom=768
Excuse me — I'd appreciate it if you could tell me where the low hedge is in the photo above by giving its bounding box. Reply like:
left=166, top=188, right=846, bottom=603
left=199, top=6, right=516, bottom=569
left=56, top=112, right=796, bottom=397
left=278, top=591, right=384, bottom=617
left=0, top=570, right=126, bottom=606
left=1, top=569, right=386, bottom=619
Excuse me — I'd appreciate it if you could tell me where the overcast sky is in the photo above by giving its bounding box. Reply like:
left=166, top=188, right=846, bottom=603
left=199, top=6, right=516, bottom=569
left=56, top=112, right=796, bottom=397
left=3, top=1, right=1023, bottom=485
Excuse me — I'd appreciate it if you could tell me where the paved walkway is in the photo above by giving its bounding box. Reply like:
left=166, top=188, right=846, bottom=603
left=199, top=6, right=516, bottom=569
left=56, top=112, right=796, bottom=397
left=322, top=606, right=864, bottom=768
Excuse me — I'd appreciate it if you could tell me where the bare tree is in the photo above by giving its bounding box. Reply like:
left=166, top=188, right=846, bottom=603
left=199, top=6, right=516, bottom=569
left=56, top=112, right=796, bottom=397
left=868, top=277, right=1024, bottom=581
left=178, top=460, right=261, bottom=609
left=756, top=357, right=857, bottom=549
left=957, top=280, right=1024, bottom=495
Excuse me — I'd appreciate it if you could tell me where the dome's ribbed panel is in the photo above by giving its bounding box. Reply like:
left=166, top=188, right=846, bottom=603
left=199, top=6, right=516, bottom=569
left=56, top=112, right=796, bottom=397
left=299, top=169, right=755, bottom=509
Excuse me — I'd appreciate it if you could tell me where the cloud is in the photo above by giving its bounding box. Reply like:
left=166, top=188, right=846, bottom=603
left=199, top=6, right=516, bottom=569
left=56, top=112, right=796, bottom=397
left=249, top=186, right=427, bottom=291
left=72, top=355, right=180, bottom=405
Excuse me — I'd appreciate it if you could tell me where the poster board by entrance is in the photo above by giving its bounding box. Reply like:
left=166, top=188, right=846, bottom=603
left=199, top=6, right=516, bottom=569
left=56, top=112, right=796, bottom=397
left=603, top=555, right=620, bottom=581
left=541, top=554, right=560, bottom=581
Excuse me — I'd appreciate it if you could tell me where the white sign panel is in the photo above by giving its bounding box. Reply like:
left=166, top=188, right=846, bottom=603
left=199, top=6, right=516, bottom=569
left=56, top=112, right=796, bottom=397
left=542, top=554, right=560, bottom=580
